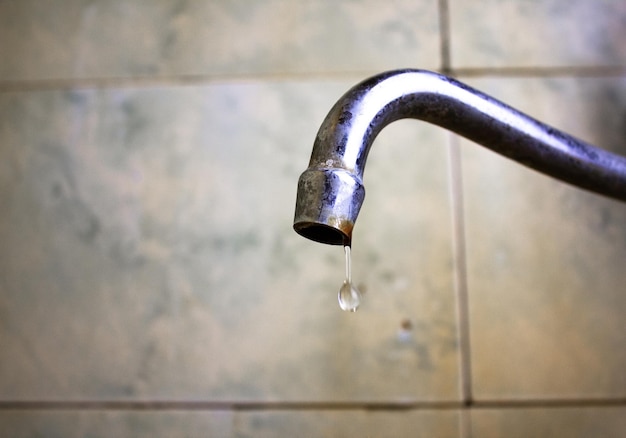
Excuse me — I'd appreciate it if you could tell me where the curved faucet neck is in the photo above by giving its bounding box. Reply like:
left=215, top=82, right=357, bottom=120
left=294, top=69, right=626, bottom=245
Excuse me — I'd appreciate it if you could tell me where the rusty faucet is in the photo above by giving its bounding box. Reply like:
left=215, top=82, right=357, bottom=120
left=293, top=69, right=626, bottom=246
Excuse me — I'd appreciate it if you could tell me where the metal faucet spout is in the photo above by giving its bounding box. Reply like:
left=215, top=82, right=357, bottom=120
left=293, top=69, right=626, bottom=245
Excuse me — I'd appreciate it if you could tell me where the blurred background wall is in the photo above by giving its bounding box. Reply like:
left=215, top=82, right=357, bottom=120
left=0, top=1, right=625, bottom=436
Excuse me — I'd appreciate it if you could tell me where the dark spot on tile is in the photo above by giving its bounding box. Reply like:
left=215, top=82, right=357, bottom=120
left=68, top=199, right=101, bottom=243
left=401, top=318, right=413, bottom=331
left=51, top=182, right=63, bottom=199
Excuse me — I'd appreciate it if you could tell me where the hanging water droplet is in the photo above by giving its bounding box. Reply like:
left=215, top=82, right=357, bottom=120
left=338, top=279, right=361, bottom=312
left=338, top=245, right=362, bottom=312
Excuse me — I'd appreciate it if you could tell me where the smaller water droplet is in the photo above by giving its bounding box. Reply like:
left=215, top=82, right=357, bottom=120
left=338, top=280, right=361, bottom=312
left=338, top=245, right=362, bottom=312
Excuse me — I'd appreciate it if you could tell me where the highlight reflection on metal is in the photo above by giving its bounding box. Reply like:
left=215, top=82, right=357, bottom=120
left=293, top=69, right=626, bottom=245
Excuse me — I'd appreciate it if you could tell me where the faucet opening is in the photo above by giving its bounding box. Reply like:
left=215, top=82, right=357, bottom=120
left=293, top=222, right=347, bottom=246
left=294, top=69, right=626, bottom=246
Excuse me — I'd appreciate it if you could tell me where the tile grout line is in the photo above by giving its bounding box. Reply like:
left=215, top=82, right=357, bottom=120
left=447, top=135, right=474, bottom=407
left=460, top=409, right=472, bottom=438
left=0, top=398, right=624, bottom=411
left=438, top=0, right=452, bottom=75
left=452, top=65, right=626, bottom=78
left=0, top=71, right=380, bottom=92
left=437, top=3, right=472, bottom=435
left=0, top=66, right=624, bottom=93
left=0, top=400, right=462, bottom=412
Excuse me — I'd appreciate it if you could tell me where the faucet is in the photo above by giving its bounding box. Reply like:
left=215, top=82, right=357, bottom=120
left=293, top=69, right=626, bottom=246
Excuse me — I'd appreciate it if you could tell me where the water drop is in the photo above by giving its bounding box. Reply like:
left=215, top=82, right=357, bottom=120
left=338, top=280, right=361, bottom=312
left=338, top=245, right=362, bottom=312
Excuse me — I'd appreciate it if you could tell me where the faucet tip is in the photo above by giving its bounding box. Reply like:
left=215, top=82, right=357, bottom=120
left=293, top=167, right=365, bottom=246
left=293, top=220, right=352, bottom=246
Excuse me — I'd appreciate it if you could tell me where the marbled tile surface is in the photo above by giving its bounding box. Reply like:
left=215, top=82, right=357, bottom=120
left=450, top=0, right=626, bottom=68
left=460, top=76, right=626, bottom=399
left=471, top=407, right=626, bottom=438
left=3, top=0, right=626, bottom=435
left=0, top=80, right=459, bottom=401
left=0, top=0, right=440, bottom=82
left=0, top=411, right=234, bottom=438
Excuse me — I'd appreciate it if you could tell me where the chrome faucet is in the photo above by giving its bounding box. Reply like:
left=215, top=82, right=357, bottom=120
left=293, top=69, right=626, bottom=246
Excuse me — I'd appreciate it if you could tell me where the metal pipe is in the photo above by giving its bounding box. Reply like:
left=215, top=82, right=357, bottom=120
left=293, top=69, right=626, bottom=245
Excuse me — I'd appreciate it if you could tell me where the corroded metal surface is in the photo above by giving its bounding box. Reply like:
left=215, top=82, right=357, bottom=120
left=294, top=69, right=626, bottom=245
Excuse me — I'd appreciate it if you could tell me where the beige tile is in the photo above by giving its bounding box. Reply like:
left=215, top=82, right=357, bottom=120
left=0, top=0, right=440, bottom=81
left=0, top=80, right=459, bottom=401
left=450, top=0, right=626, bottom=68
left=460, top=76, right=626, bottom=399
left=0, top=410, right=233, bottom=438
left=471, top=407, right=626, bottom=438
left=234, top=410, right=461, bottom=438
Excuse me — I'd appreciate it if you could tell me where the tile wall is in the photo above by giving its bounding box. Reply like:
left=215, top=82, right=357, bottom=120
left=0, top=1, right=624, bottom=436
